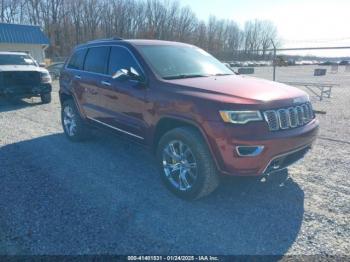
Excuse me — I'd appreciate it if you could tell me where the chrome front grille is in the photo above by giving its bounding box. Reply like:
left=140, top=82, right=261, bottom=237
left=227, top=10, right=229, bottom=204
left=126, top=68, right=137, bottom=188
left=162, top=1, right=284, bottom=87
left=277, top=109, right=289, bottom=129
left=263, top=103, right=314, bottom=131
left=288, top=107, right=298, bottom=127
left=296, top=106, right=304, bottom=126
left=264, top=110, right=279, bottom=131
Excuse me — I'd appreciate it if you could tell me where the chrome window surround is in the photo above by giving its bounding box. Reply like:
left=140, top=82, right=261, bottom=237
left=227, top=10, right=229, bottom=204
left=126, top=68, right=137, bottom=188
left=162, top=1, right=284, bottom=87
left=65, top=44, right=146, bottom=81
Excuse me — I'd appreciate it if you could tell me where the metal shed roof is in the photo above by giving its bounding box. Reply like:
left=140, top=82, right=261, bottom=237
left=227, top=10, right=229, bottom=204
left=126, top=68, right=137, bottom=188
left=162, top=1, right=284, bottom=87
left=0, top=23, right=49, bottom=45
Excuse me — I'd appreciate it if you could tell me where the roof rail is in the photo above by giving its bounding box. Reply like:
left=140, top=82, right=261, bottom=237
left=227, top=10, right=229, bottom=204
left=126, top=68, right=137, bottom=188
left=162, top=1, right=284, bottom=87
left=87, top=37, right=123, bottom=44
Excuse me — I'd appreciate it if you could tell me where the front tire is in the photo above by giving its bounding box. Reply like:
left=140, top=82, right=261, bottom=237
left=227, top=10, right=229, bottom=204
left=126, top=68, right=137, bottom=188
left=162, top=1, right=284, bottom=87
left=156, top=127, right=220, bottom=200
left=40, top=93, right=52, bottom=104
left=61, top=99, right=91, bottom=142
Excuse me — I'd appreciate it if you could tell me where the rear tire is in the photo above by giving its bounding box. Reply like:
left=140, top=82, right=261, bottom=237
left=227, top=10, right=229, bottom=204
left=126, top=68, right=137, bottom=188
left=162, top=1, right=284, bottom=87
left=61, top=99, right=92, bottom=142
left=156, top=127, right=220, bottom=200
left=40, top=93, right=52, bottom=104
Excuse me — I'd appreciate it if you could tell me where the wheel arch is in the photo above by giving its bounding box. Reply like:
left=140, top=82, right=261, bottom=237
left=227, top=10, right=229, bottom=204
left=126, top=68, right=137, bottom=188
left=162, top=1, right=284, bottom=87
left=59, top=91, right=86, bottom=119
left=59, top=91, right=73, bottom=104
left=152, top=116, right=221, bottom=172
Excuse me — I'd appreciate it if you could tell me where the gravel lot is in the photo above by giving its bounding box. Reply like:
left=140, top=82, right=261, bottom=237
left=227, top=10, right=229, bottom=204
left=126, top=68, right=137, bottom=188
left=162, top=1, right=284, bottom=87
left=0, top=66, right=349, bottom=255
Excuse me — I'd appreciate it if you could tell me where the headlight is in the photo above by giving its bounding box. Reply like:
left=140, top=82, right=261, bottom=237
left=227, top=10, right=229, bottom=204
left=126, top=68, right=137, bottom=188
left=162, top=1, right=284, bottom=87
left=40, top=71, right=52, bottom=83
left=219, top=110, right=263, bottom=124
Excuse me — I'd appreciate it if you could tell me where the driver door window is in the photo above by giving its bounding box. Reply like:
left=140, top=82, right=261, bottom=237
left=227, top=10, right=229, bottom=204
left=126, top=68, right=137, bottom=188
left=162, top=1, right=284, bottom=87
left=108, top=46, right=143, bottom=80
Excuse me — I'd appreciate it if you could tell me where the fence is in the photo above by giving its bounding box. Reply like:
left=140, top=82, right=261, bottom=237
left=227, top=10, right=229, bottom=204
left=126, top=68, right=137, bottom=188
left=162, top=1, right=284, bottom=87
left=47, top=56, right=67, bottom=64
left=228, top=46, right=350, bottom=144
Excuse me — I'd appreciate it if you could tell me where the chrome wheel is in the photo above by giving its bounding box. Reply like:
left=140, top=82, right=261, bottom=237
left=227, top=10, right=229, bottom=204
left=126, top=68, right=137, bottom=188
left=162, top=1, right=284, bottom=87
left=162, top=140, right=198, bottom=191
left=63, top=105, right=77, bottom=137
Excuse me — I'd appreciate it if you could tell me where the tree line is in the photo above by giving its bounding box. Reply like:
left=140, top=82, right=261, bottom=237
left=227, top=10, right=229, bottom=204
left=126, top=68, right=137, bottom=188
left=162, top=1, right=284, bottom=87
left=1, top=0, right=278, bottom=60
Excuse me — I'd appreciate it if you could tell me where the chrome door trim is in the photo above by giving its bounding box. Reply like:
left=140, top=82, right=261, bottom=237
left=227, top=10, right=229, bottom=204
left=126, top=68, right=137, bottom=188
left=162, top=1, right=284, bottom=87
left=87, top=117, right=144, bottom=140
left=101, top=81, right=111, bottom=86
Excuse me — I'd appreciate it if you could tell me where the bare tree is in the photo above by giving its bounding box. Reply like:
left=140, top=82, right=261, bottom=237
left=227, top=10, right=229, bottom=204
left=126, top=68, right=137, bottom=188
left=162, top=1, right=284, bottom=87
left=26, top=0, right=41, bottom=25
left=259, top=20, right=278, bottom=57
left=243, top=19, right=278, bottom=59
left=70, top=0, right=84, bottom=45
left=3, top=0, right=279, bottom=59
left=0, top=0, right=26, bottom=23
left=176, top=6, right=196, bottom=42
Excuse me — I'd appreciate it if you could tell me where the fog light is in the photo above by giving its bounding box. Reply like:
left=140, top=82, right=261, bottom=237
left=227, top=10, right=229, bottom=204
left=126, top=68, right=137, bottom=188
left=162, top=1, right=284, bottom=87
left=236, top=146, right=264, bottom=157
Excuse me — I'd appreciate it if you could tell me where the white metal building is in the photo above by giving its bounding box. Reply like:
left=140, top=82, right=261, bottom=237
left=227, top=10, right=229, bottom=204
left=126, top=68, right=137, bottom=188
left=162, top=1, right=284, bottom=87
left=0, top=23, right=49, bottom=63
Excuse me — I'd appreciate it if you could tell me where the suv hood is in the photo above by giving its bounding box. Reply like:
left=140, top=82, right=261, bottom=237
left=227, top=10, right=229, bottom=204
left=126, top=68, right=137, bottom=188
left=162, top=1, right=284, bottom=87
left=0, top=65, right=48, bottom=73
left=168, top=75, right=308, bottom=104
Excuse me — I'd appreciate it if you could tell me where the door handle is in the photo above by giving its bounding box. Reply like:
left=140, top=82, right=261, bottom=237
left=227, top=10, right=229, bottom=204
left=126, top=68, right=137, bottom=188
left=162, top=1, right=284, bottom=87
left=101, top=81, right=111, bottom=86
left=74, top=75, right=81, bottom=80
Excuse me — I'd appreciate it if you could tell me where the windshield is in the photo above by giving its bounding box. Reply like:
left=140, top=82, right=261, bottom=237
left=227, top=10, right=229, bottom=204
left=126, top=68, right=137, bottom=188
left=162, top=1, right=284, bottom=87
left=0, top=54, right=37, bottom=66
left=138, top=45, right=233, bottom=79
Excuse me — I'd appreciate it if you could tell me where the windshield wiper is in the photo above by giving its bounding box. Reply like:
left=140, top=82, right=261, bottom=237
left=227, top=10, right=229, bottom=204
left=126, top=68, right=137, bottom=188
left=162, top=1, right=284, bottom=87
left=212, top=73, right=233, bottom=76
left=163, top=74, right=210, bottom=80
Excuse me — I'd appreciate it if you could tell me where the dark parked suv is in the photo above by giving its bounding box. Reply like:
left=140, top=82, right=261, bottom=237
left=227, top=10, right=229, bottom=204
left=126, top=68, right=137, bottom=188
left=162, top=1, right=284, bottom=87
left=59, top=38, right=319, bottom=199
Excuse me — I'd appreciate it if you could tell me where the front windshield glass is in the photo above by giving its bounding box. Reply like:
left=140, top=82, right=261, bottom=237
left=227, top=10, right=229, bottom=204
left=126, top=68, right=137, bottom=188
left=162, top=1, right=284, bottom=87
left=0, top=54, right=36, bottom=66
left=138, top=45, right=233, bottom=79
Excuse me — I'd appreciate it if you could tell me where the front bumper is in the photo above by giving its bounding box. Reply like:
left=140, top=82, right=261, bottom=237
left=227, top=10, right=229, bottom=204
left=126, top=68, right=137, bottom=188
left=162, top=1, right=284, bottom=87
left=0, top=83, right=52, bottom=97
left=203, top=118, right=319, bottom=176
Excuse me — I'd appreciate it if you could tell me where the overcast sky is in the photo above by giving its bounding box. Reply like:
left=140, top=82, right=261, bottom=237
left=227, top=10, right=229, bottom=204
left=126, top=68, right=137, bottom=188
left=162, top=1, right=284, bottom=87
left=179, top=0, right=350, bottom=57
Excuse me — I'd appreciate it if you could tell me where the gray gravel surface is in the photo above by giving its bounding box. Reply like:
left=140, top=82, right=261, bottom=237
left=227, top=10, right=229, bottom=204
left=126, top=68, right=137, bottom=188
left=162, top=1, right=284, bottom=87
left=0, top=73, right=349, bottom=255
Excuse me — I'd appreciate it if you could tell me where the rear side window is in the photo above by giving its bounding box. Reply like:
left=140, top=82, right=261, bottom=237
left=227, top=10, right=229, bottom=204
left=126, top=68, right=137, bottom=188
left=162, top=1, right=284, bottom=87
left=84, top=47, right=110, bottom=74
left=67, top=49, right=86, bottom=70
left=108, top=46, right=143, bottom=77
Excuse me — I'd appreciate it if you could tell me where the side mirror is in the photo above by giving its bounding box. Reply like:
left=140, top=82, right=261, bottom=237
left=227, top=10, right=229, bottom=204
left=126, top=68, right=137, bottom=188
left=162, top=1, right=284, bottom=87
left=112, top=67, right=145, bottom=83
left=39, top=63, right=46, bottom=68
left=112, top=69, right=129, bottom=79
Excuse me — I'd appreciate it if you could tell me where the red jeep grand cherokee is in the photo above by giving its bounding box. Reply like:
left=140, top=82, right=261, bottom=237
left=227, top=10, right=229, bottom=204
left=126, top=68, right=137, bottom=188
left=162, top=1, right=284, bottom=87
left=59, top=38, right=319, bottom=200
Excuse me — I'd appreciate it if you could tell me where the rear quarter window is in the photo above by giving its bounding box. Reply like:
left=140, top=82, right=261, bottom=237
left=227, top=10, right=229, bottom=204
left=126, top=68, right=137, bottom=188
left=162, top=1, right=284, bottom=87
left=67, top=49, right=87, bottom=70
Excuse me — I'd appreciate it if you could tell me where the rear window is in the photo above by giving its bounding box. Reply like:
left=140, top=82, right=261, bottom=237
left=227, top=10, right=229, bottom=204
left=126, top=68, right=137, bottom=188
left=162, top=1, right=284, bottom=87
left=0, top=54, right=36, bottom=66
left=84, top=47, right=110, bottom=74
left=67, top=49, right=86, bottom=70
